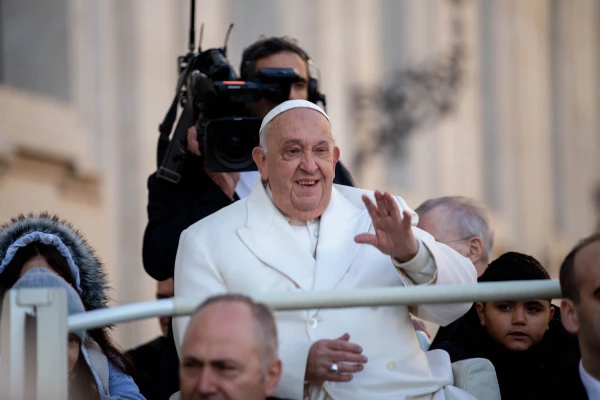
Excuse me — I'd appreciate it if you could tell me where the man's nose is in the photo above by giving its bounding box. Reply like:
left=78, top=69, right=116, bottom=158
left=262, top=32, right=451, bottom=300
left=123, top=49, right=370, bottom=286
left=195, top=370, right=218, bottom=395
left=299, top=152, right=318, bottom=173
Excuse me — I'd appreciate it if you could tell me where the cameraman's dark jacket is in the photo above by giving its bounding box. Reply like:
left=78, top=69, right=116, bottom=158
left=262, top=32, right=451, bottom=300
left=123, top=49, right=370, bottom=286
left=142, top=156, right=355, bottom=280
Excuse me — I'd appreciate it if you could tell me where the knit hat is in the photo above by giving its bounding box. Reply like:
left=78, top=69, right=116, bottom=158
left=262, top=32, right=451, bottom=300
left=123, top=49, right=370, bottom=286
left=13, top=267, right=86, bottom=341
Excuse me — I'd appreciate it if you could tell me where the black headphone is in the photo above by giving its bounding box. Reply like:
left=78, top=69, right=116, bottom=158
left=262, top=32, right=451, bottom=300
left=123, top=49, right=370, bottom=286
left=240, top=39, right=326, bottom=108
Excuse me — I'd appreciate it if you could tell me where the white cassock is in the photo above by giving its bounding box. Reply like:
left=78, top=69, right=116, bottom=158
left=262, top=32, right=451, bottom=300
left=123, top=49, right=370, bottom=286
left=174, top=181, right=477, bottom=400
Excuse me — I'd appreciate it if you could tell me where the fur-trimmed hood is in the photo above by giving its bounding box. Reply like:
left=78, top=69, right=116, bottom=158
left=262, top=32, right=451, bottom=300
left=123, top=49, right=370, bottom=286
left=0, top=212, right=110, bottom=311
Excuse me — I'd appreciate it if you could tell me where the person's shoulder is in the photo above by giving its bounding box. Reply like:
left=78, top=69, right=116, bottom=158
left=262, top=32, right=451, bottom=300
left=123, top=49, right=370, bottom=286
left=126, top=336, right=165, bottom=360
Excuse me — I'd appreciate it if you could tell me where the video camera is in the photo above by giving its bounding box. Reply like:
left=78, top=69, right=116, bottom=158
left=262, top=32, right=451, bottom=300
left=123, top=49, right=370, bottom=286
left=156, top=2, right=306, bottom=183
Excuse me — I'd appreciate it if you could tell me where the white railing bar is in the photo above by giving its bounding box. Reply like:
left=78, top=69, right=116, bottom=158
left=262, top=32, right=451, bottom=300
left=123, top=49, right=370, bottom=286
left=69, top=280, right=562, bottom=332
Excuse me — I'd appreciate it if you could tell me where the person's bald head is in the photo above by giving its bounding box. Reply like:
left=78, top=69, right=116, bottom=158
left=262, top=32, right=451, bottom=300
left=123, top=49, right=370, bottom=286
left=180, top=294, right=281, bottom=400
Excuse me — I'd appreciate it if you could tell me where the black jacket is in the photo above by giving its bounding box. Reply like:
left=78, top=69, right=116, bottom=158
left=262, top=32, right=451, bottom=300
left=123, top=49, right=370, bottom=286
left=142, top=157, right=355, bottom=280
left=432, top=306, right=583, bottom=400
left=127, top=328, right=180, bottom=400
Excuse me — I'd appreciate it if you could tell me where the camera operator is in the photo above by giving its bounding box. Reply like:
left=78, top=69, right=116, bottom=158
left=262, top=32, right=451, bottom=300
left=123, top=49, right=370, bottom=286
left=143, top=36, right=355, bottom=281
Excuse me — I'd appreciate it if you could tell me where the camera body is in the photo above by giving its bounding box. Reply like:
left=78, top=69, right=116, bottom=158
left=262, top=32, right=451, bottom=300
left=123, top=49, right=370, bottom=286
left=187, top=48, right=301, bottom=172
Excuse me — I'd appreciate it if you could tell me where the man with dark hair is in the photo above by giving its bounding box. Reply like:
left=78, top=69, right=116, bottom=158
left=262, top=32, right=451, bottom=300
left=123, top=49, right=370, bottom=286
left=560, top=233, right=600, bottom=399
left=179, top=294, right=283, bottom=400
left=143, top=36, right=353, bottom=282
left=433, top=252, right=581, bottom=400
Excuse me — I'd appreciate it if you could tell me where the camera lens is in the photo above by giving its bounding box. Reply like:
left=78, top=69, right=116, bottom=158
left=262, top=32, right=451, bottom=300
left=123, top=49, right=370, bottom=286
left=216, top=129, right=254, bottom=164
left=205, top=117, right=262, bottom=172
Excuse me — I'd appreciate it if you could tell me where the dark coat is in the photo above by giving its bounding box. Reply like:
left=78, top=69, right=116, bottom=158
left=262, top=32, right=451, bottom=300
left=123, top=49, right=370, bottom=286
left=127, top=328, right=180, bottom=400
left=432, top=306, right=583, bottom=400
left=142, top=157, right=355, bottom=280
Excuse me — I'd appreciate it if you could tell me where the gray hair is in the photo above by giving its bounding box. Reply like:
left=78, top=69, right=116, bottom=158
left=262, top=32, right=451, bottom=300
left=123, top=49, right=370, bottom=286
left=259, top=121, right=272, bottom=152
left=191, top=293, right=278, bottom=370
left=416, top=196, right=495, bottom=262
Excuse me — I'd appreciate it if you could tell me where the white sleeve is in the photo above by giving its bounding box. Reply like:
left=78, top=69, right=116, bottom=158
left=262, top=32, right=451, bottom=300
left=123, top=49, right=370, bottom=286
left=406, top=227, right=478, bottom=326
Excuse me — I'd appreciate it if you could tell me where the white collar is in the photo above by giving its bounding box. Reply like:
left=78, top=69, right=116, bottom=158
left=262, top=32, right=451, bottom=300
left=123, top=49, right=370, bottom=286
left=264, top=184, right=320, bottom=225
left=235, top=171, right=261, bottom=199
left=580, top=360, right=600, bottom=399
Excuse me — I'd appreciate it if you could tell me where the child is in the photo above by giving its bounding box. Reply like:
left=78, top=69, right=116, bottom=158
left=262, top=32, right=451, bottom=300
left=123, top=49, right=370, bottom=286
left=13, top=267, right=101, bottom=399
left=435, top=252, right=581, bottom=400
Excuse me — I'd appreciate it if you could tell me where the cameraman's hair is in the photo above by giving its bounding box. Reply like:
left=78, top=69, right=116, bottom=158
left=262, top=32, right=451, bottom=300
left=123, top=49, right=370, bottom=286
left=240, top=36, right=309, bottom=80
left=191, top=294, right=278, bottom=370
left=415, top=196, right=494, bottom=263
left=560, top=233, right=600, bottom=304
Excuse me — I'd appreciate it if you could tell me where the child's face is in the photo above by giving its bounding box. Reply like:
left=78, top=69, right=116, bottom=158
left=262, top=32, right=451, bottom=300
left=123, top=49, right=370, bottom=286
left=67, top=334, right=81, bottom=374
left=476, top=300, right=555, bottom=351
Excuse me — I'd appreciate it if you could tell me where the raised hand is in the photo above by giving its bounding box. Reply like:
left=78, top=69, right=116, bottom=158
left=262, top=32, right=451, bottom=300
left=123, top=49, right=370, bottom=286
left=354, top=191, right=419, bottom=262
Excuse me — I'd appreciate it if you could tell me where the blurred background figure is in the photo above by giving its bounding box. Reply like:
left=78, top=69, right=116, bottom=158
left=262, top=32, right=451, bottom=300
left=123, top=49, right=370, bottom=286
left=559, top=233, right=600, bottom=399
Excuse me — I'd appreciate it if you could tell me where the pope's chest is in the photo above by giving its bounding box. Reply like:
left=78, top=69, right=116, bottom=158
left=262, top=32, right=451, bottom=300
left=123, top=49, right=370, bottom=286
left=222, top=243, right=403, bottom=293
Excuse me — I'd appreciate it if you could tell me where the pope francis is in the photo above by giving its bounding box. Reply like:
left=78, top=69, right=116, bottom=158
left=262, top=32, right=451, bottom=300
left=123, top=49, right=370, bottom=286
left=174, top=100, right=478, bottom=400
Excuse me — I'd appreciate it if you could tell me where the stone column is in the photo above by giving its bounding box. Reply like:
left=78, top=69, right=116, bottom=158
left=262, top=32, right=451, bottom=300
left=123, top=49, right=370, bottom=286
left=550, top=0, right=599, bottom=243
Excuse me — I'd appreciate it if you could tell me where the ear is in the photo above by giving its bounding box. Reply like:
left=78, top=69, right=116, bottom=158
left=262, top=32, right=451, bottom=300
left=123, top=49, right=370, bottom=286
left=560, top=299, right=579, bottom=335
left=475, top=302, right=486, bottom=326
left=263, top=358, right=283, bottom=397
left=252, top=147, right=269, bottom=181
left=466, top=236, right=484, bottom=264
left=333, top=145, right=340, bottom=166
left=546, top=304, right=555, bottom=330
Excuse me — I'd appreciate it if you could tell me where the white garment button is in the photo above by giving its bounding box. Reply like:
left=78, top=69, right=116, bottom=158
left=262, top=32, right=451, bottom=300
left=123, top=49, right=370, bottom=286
left=371, top=306, right=379, bottom=310
left=387, top=361, right=397, bottom=371
left=308, top=318, right=318, bottom=328
left=314, top=230, right=319, bottom=237
left=324, top=381, right=335, bottom=388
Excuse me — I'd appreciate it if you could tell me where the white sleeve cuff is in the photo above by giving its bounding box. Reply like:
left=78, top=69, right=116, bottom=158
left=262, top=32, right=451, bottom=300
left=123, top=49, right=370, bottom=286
left=392, top=238, right=437, bottom=285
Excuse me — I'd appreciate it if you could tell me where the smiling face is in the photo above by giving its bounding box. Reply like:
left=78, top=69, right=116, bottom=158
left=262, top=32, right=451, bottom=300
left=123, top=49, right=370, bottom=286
left=476, top=300, right=554, bottom=351
left=252, top=108, right=340, bottom=221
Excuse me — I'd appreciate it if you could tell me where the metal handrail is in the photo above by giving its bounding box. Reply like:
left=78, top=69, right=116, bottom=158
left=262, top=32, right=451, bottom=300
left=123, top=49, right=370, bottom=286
left=68, top=280, right=562, bottom=332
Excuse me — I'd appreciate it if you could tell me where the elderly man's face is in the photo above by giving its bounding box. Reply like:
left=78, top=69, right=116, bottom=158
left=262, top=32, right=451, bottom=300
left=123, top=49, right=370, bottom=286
left=180, top=302, right=281, bottom=400
left=417, top=207, right=471, bottom=257
left=253, top=108, right=340, bottom=221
